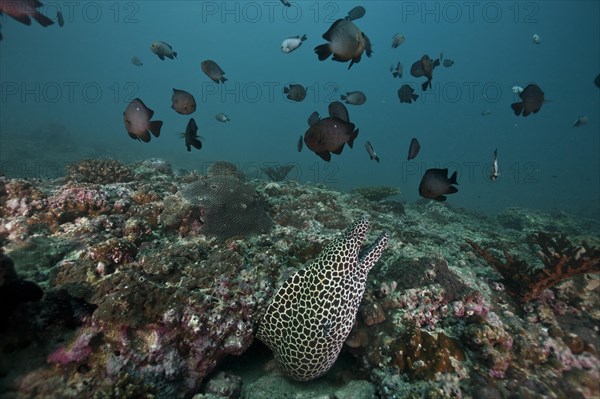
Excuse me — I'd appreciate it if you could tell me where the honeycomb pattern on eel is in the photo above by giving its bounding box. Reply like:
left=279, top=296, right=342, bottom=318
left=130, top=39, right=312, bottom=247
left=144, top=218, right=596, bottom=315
left=257, top=216, right=389, bottom=381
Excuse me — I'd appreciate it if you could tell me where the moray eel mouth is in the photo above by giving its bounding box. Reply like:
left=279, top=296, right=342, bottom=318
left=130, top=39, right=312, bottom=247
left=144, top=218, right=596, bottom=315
left=257, top=217, right=389, bottom=381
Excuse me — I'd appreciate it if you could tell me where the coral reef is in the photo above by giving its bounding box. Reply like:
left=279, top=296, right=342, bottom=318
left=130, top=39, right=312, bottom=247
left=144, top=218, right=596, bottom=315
left=0, top=157, right=598, bottom=399
left=467, top=232, right=600, bottom=303
left=65, top=159, right=134, bottom=184
left=351, top=186, right=400, bottom=201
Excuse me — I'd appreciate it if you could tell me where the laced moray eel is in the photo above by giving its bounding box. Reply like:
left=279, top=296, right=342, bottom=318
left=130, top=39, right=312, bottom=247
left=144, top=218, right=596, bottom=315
left=257, top=216, right=389, bottom=381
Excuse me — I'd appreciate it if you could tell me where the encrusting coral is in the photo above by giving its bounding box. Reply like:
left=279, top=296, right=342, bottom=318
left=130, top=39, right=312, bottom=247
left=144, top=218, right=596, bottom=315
left=467, top=232, right=600, bottom=303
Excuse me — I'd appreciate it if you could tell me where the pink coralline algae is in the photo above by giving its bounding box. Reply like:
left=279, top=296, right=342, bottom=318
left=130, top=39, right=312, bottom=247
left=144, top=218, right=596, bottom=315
left=47, top=331, right=98, bottom=365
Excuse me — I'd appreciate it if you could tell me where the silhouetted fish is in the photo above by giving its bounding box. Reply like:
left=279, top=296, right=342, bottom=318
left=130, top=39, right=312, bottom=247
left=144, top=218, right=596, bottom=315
left=131, top=56, right=143, bottom=66
left=201, top=60, right=227, bottom=83
left=511, top=83, right=544, bottom=117
left=314, top=19, right=372, bottom=69
left=595, top=73, right=600, bottom=88
left=171, top=88, right=196, bottom=115
left=345, top=6, right=366, bottom=21
left=418, top=168, right=458, bottom=201
left=365, top=140, right=379, bottom=162
left=442, top=59, right=454, bottom=67
left=183, top=118, right=201, bottom=151
left=215, top=113, right=230, bottom=122
left=410, top=54, right=440, bottom=91
left=297, top=135, right=303, bottom=152
left=0, top=0, right=53, bottom=40
left=284, top=84, right=307, bottom=102
left=56, top=10, right=64, bottom=27
left=304, top=103, right=358, bottom=162
left=123, top=98, right=163, bottom=142
left=391, top=62, right=403, bottom=78
left=572, top=115, right=588, bottom=127
left=407, top=138, right=420, bottom=160
left=398, top=84, right=419, bottom=104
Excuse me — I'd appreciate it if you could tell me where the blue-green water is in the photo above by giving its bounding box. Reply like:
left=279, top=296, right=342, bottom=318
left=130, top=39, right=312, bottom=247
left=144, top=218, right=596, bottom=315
left=1, top=1, right=599, bottom=218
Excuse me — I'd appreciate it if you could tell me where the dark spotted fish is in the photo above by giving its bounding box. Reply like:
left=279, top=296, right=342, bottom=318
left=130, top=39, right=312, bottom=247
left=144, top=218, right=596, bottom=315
left=314, top=19, right=372, bottom=69
left=410, top=54, right=440, bottom=91
left=284, top=84, right=307, bottom=102
left=398, top=84, right=419, bottom=104
left=345, top=6, right=366, bottom=21
left=365, top=140, right=379, bottom=162
left=123, top=98, right=163, bottom=142
left=511, top=83, right=544, bottom=117
left=0, top=0, right=54, bottom=39
left=171, top=88, right=196, bottom=115
left=303, top=103, right=358, bottom=162
left=418, top=168, right=458, bottom=201
left=183, top=118, right=201, bottom=152
left=407, top=138, right=420, bottom=160
left=201, top=60, right=227, bottom=83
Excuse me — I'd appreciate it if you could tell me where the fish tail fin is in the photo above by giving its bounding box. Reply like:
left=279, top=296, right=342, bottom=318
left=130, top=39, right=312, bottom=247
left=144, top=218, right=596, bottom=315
left=192, top=139, right=202, bottom=150
left=220, top=77, right=228, bottom=84
left=392, top=72, right=399, bottom=78
left=341, top=94, right=347, bottom=101
left=412, top=93, right=419, bottom=101
left=421, top=80, right=429, bottom=91
left=283, top=87, right=290, bottom=94
left=173, top=52, right=178, bottom=58
left=314, top=44, right=332, bottom=61
left=149, top=121, right=163, bottom=137
left=348, top=128, right=359, bottom=149
left=300, top=34, right=307, bottom=41
left=33, top=11, right=54, bottom=27
left=449, top=171, right=458, bottom=185
left=374, top=155, right=380, bottom=163
left=510, top=102, right=523, bottom=116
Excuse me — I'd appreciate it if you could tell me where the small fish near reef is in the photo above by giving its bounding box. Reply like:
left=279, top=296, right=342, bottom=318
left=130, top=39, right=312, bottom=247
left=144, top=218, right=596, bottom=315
left=532, top=33, right=542, bottom=44
left=490, top=149, right=499, bottom=181
left=151, top=41, right=177, bottom=60
left=201, top=60, right=227, bottom=83
left=391, top=33, right=405, bottom=48
left=182, top=118, right=201, bottom=152
left=410, top=54, right=440, bottom=91
left=215, top=113, right=230, bottom=122
left=314, top=16, right=372, bottom=69
left=284, top=84, right=307, bottom=102
left=257, top=217, right=388, bottom=381
left=0, top=0, right=54, bottom=40
left=171, top=88, right=196, bottom=115
left=303, top=101, right=358, bottom=162
left=123, top=98, right=163, bottom=143
left=407, top=138, right=420, bottom=160
left=365, top=140, right=379, bottom=162
left=281, top=34, right=307, bottom=53
left=341, top=91, right=366, bottom=105
left=572, top=115, right=588, bottom=127
left=398, top=84, right=418, bottom=104
left=511, top=83, right=544, bottom=117
left=130, top=56, right=143, bottom=66
left=419, top=168, right=458, bottom=201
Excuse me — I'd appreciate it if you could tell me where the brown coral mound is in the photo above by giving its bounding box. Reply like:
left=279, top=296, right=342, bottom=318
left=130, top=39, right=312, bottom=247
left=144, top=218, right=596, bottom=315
left=66, top=159, right=134, bottom=184
left=467, top=232, right=600, bottom=303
